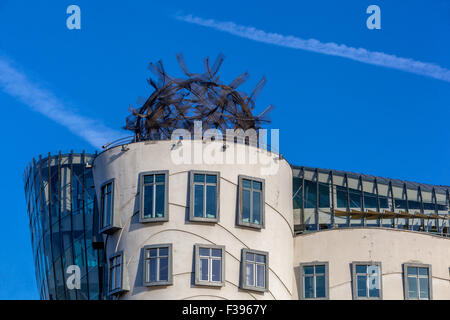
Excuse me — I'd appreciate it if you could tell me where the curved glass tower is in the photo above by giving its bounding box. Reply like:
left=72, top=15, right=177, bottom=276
left=23, top=152, right=106, bottom=300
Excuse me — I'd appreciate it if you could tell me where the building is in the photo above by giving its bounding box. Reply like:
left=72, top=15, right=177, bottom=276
left=24, top=139, right=450, bottom=300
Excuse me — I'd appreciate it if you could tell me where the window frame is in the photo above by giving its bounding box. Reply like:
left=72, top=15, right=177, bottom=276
left=299, top=261, right=329, bottom=300
left=194, top=244, right=225, bottom=287
left=142, top=244, right=173, bottom=287
left=99, top=178, right=120, bottom=234
left=189, top=170, right=220, bottom=223
left=240, top=248, right=269, bottom=292
left=403, top=263, right=433, bottom=300
left=351, top=261, right=383, bottom=300
left=108, top=251, right=128, bottom=296
left=237, top=175, right=265, bottom=229
left=139, top=170, right=169, bottom=223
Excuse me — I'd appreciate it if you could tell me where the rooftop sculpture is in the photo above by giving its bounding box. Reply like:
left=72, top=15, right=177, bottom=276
left=124, top=53, right=274, bottom=141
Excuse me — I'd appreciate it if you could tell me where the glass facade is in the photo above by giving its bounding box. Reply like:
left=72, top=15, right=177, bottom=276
left=23, top=152, right=106, bottom=300
left=293, top=166, right=450, bottom=236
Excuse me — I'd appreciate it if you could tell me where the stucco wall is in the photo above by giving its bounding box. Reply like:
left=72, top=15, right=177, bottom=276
left=293, top=228, right=450, bottom=300
left=92, top=140, right=293, bottom=300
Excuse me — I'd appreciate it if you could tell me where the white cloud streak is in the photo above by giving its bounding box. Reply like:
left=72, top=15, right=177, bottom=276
left=176, top=14, right=450, bottom=83
left=0, top=57, right=124, bottom=149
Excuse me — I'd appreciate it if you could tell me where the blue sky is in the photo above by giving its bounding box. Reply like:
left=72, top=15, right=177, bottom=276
left=0, top=0, right=448, bottom=299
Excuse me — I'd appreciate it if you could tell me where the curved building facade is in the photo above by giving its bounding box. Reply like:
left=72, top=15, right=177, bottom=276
left=24, top=141, right=450, bottom=300
left=23, top=152, right=107, bottom=300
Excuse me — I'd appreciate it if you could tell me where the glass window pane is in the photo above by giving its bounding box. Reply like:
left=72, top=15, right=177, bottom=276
left=199, top=248, right=210, bottom=256
left=211, top=259, right=221, bottom=282
left=252, top=191, right=261, bottom=224
left=256, top=264, right=265, bottom=287
left=200, top=258, right=209, bottom=281
left=206, top=175, right=217, bottom=184
left=349, top=189, right=362, bottom=208
left=316, top=275, right=326, bottom=298
left=194, top=174, right=205, bottom=183
left=419, top=278, right=429, bottom=299
left=253, top=181, right=262, bottom=190
left=242, top=179, right=251, bottom=189
left=159, top=257, right=169, bottom=281
left=255, top=254, right=265, bottom=263
left=149, top=248, right=157, bottom=257
left=155, top=174, right=165, bottom=183
left=194, top=185, right=204, bottom=217
left=407, top=267, right=417, bottom=276
left=149, top=258, right=157, bottom=282
left=242, top=189, right=250, bottom=222
left=246, top=252, right=255, bottom=262
left=418, top=267, right=428, bottom=276
left=303, top=266, right=314, bottom=275
left=357, top=275, right=367, bottom=297
left=211, top=249, right=222, bottom=257
left=336, top=186, right=348, bottom=208
left=206, top=185, right=216, bottom=218
left=356, top=265, right=367, bottom=274
left=407, top=277, right=418, bottom=298
left=246, top=263, right=254, bottom=286
left=304, top=180, right=317, bottom=208
left=155, top=184, right=165, bottom=217
left=143, top=185, right=153, bottom=218
left=319, top=183, right=330, bottom=208
left=315, top=265, right=325, bottom=274
left=144, top=175, right=153, bottom=184
left=159, top=247, right=168, bottom=256
left=105, top=192, right=112, bottom=226
left=304, top=276, right=314, bottom=298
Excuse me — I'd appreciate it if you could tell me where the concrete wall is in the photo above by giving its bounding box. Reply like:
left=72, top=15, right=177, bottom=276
left=92, top=140, right=294, bottom=300
left=293, top=228, right=450, bottom=300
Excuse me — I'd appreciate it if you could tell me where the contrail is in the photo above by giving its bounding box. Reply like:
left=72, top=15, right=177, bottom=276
left=0, top=57, right=124, bottom=149
left=176, top=14, right=450, bottom=83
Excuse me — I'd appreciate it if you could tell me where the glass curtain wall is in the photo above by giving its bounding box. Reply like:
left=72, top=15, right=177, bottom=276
left=23, top=152, right=106, bottom=300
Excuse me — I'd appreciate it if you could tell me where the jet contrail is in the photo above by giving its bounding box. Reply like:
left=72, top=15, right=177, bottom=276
left=176, top=14, right=450, bottom=83
left=0, top=57, right=124, bottom=149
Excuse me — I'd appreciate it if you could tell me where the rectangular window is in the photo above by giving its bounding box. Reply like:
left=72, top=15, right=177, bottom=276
left=403, top=264, right=432, bottom=300
left=139, top=171, right=169, bottom=222
left=143, top=244, right=173, bottom=286
left=300, top=262, right=329, bottom=300
left=352, top=262, right=382, bottom=299
left=194, top=244, right=225, bottom=286
left=241, top=249, right=268, bottom=292
left=109, top=252, right=126, bottom=295
left=100, top=179, right=118, bottom=234
left=238, top=176, right=265, bottom=229
left=189, top=171, right=220, bottom=222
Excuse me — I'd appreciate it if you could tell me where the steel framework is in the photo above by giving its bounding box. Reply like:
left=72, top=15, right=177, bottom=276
left=124, top=53, right=274, bottom=141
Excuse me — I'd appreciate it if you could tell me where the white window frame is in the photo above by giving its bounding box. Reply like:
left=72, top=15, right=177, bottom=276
left=351, top=261, right=383, bottom=300
left=403, top=263, right=432, bottom=300
left=143, top=244, right=173, bottom=287
left=194, top=244, right=225, bottom=287
left=139, top=171, right=169, bottom=223
left=237, top=175, right=265, bottom=229
left=189, top=171, right=220, bottom=223
left=240, top=248, right=269, bottom=292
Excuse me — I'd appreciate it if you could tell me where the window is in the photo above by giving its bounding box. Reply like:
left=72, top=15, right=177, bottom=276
left=109, top=252, right=128, bottom=295
left=194, top=244, right=225, bottom=286
left=241, top=249, right=268, bottom=292
left=352, top=262, right=382, bottom=299
left=189, top=171, right=220, bottom=222
left=299, top=262, right=329, bottom=300
left=238, top=176, right=265, bottom=228
left=143, top=244, right=173, bottom=286
left=403, top=263, right=432, bottom=300
left=100, top=179, right=119, bottom=234
left=139, top=171, right=169, bottom=222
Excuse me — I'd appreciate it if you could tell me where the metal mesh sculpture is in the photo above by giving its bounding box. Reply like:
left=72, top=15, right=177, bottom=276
left=124, top=53, right=274, bottom=141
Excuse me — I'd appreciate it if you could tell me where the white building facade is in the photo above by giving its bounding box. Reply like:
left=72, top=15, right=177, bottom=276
left=92, top=140, right=450, bottom=300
